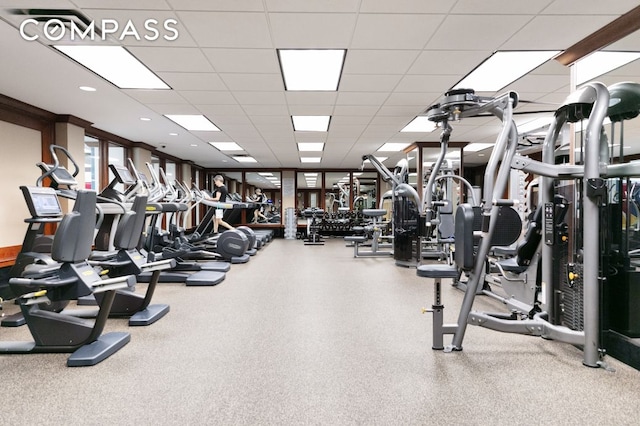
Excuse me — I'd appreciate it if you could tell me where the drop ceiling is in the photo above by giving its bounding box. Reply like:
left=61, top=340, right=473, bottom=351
left=1, top=0, right=640, bottom=170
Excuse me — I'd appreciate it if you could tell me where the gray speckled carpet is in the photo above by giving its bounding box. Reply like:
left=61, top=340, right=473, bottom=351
left=2, top=238, right=640, bottom=425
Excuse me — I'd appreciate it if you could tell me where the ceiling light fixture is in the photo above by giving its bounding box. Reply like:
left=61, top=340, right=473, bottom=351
left=278, top=49, right=346, bottom=91
left=233, top=156, right=257, bottom=163
left=300, top=157, right=321, bottom=163
left=400, top=117, right=437, bottom=133
left=79, top=86, right=96, bottom=92
left=292, top=116, right=330, bottom=132
left=377, top=142, right=410, bottom=152
left=464, top=143, right=494, bottom=152
left=575, top=51, right=640, bottom=85
left=297, top=142, right=325, bottom=152
left=54, top=45, right=169, bottom=89
left=166, top=114, right=220, bottom=131
left=208, top=142, right=243, bottom=151
left=453, top=50, right=560, bottom=92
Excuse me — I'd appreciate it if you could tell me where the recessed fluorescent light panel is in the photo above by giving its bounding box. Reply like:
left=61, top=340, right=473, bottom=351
left=279, top=49, right=346, bottom=91
left=454, top=50, right=559, bottom=92
left=54, top=45, right=169, bottom=89
left=259, top=172, right=274, bottom=176
left=297, top=142, right=325, bottom=152
left=292, top=116, right=330, bottom=132
left=166, top=115, right=220, bottom=131
left=377, top=142, right=410, bottom=152
left=300, top=157, right=321, bottom=163
left=233, top=156, right=257, bottom=163
left=464, top=143, right=494, bottom=152
left=400, top=116, right=437, bottom=133
left=517, top=116, right=554, bottom=135
left=208, top=142, right=242, bottom=151
left=575, top=51, right=640, bottom=85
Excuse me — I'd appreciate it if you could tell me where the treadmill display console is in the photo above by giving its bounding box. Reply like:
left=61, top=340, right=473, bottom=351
left=21, top=186, right=63, bottom=218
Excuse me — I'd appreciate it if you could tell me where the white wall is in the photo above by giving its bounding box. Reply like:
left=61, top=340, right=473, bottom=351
left=0, top=120, right=41, bottom=246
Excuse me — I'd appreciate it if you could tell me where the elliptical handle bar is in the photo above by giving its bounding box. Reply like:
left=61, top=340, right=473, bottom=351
left=36, top=144, right=80, bottom=187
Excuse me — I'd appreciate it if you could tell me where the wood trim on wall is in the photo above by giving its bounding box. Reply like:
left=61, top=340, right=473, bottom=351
left=0, top=245, right=22, bottom=268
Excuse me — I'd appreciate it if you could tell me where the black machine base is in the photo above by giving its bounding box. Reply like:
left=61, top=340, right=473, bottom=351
left=67, top=331, right=131, bottom=367
left=129, top=304, right=170, bottom=326
left=229, top=254, right=250, bottom=264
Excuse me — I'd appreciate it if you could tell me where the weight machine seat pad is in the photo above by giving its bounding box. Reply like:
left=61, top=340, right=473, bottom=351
left=344, top=236, right=367, bottom=242
left=362, top=209, right=387, bottom=217
left=417, top=264, right=459, bottom=279
left=497, top=257, right=528, bottom=274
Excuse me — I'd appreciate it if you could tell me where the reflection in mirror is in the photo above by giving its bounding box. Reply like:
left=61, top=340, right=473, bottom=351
left=325, top=172, right=351, bottom=213
left=245, top=172, right=282, bottom=224
left=297, top=171, right=321, bottom=210
left=353, top=171, right=378, bottom=210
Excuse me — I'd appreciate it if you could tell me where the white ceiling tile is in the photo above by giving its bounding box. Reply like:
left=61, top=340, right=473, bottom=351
left=336, top=92, right=389, bottom=105
left=220, top=125, right=262, bottom=137
left=220, top=73, right=284, bottom=91
left=196, top=104, right=246, bottom=116
left=541, top=0, right=639, bottom=14
left=242, top=104, right=290, bottom=116
left=128, top=47, right=213, bottom=72
left=501, top=15, right=620, bottom=50
left=73, top=0, right=171, bottom=9
left=376, top=105, right=425, bottom=117
left=339, top=74, right=403, bottom=92
left=149, top=103, right=201, bottom=114
left=269, top=13, right=357, bottom=48
left=343, top=50, right=421, bottom=75
left=408, top=50, right=490, bottom=75
left=285, top=92, right=338, bottom=105
left=330, top=116, right=372, bottom=125
left=351, top=14, right=445, bottom=49
left=329, top=124, right=368, bottom=137
left=177, top=11, right=272, bottom=48
left=507, top=74, right=570, bottom=93
left=167, top=0, right=264, bottom=11
left=211, top=115, right=254, bottom=125
left=529, top=60, right=568, bottom=76
left=368, top=116, right=413, bottom=126
left=255, top=123, right=293, bottom=135
left=606, top=30, right=640, bottom=51
left=158, top=72, right=227, bottom=90
left=123, top=89, right=188, bottom=104
left=426, top=15, right=532, bottom=50
left=385, top=92, right=440, bottom=106
left=203, top=49, right=281, bottom=73
left=235, top=91, right=287, bottom=105
left=266, top=0, right=359, bottom=12
left=451, top=0, right=552, bottom=14
left=293, top=131, right=328, bottom=141
left=333, top=105, right=379, bottom=116
left=359, top=0, right=454, bottom=13
left=395, top=75, right=460, bottom=92
left=250, top=115, right=293, bottom=125
left=179, top=90, right=238, bottom=105
left=288, top=105, right=334, bottom=115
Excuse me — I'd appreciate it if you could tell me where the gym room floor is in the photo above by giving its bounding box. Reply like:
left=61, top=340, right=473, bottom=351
left=3, top=238, right=640, bottom=425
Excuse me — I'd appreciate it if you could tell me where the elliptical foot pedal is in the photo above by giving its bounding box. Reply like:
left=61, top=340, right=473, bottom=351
left=1, top=312, right=26, bottom=327
left=185, top=270, right=226, bottom=286
left=77, top=294, right=97, bottom=306
left=67, top=331, right=130, bottom=367
left=229, top=255, right=250, bottom=264
left=129, top=304, right=170, bottom=326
